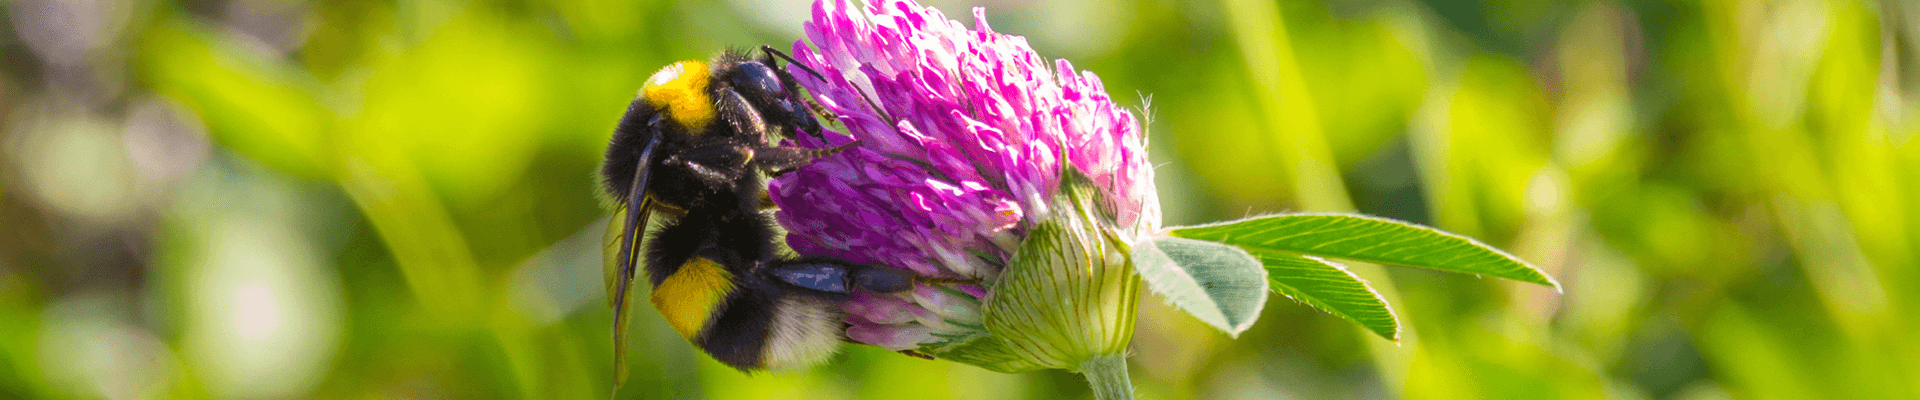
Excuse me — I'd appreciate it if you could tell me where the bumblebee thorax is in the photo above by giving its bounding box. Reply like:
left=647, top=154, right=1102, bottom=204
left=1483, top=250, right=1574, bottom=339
left=643, top=61, right=716, bottom=134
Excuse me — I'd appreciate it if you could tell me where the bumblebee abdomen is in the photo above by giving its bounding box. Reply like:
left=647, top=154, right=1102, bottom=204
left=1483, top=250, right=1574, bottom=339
left=687, top=281, right=845, bottom=371
left=756, top=295, right=843, bottom=369
left=649, top=251, right=846, bottom=371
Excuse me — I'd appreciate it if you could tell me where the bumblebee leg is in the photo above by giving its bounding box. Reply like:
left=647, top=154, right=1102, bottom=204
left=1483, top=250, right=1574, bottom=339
left=765, top=259, right=854, bottom=295
left=758, top=192, right=777, bottom=210
left=755, top=141, right=863, bottom=176
left=664, top=144, right=755, bottom=191
left=801, top=97, right=838, bottom=124
left=898, top=350, right=935, bottom=360
left=850, top=266, right=915, bottom=293
left=716, top=88, right=772, bottom=143
left=920, top=277, right=985, bottom=286
left=669, top=158, right=740, bottom=189
left=764, top=257, right=921, bottom=296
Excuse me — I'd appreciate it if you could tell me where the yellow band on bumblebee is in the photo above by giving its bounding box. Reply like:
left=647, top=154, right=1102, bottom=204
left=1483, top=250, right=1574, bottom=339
left=650, top=256, right=734, bottom=339
left=642, top=61, right=715, bottom=134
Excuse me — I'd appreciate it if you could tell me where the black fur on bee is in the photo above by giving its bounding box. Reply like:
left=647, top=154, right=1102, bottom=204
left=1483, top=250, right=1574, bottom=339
left=600, top=46, right=922, bottom=381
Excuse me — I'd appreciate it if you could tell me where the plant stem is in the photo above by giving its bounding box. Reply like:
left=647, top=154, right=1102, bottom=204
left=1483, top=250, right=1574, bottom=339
left=1080, top=353, right=1134, bottom=400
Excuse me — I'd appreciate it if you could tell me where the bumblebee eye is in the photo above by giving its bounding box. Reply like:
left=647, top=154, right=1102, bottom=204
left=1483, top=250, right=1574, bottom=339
left=730, top=62, right=790, bottom=102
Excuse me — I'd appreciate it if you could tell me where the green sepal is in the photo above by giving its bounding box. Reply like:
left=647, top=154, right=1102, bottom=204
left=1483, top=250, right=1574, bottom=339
left=978, top=167, right=1141, bottom=370
left=922, top=332, right=1049, bottom=373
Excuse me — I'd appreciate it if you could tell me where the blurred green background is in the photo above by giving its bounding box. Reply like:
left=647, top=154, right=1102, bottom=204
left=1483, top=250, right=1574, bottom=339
left=2, top=0, right=1917, bottom=398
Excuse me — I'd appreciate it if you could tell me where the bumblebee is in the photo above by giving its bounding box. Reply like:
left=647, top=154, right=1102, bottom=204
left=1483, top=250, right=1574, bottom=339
left=600, top=47, right=915, bottom=381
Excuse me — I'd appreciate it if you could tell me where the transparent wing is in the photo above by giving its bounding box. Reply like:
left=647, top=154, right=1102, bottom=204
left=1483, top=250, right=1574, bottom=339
left=606, top=135, right=660, bottom=394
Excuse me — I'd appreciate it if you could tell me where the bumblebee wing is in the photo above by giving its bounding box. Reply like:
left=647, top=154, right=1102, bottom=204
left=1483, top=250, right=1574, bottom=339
left=607, top=135, right=661, bottom=391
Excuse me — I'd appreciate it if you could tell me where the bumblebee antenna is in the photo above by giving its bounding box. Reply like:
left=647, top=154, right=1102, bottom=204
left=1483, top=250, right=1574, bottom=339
left=761, top=45, right=826, bottom=81
left=760, top=45, right=897, bottom=128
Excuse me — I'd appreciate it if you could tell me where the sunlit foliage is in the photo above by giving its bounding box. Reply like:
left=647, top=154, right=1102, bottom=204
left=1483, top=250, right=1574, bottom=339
left=0, top=0, right=1916, bottom=399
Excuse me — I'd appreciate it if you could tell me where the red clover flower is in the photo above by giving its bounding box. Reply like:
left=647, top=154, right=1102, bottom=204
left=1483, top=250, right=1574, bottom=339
left=769, top=0, right=1155, bottom=377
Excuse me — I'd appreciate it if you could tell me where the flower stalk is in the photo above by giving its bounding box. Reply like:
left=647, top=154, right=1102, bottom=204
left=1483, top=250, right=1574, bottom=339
left=1079, top=353, right=1134, bottom=400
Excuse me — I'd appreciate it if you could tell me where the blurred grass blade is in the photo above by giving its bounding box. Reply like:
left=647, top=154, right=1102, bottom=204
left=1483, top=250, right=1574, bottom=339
left=1254, top=252, right=1397, bottom=341
left=1169, top=213, right=1559, bottom=290
left=140, top=19, right=331, bottom=179
left=1131, top=237, right=1269, bottom=337
left=338, top=157, right=485, bottom=317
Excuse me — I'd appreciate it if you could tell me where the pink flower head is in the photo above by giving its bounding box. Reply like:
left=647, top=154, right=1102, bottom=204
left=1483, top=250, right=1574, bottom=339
left=769, top=0, right=1157, bottom=355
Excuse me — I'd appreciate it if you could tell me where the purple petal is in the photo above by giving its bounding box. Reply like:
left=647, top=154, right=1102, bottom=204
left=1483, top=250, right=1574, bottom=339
left=846, top=322, right=939, bottom=351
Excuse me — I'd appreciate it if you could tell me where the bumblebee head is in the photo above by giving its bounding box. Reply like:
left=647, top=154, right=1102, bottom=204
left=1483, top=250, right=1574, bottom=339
left=716, top=56, right=823, bottom=138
